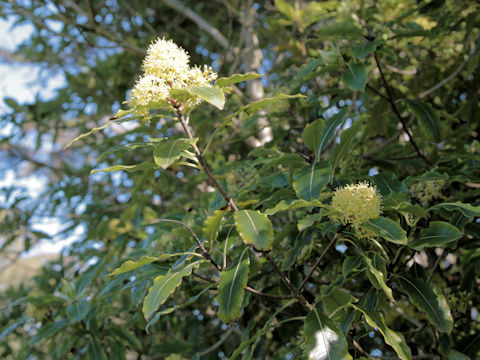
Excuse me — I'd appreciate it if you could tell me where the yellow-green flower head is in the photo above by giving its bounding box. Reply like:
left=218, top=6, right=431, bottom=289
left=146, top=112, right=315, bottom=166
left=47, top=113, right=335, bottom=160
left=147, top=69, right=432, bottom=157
left=410, top=180, right=445, bottom=203
left=128, top=38, right=218, bottom=118
left=329, top=182, right=382, bottom=228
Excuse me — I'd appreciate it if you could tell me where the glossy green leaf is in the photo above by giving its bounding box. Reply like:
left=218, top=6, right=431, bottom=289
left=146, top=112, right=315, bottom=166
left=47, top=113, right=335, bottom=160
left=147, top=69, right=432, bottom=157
left=217, top=248, right=250, bottom=323
left=203, top=209, right=227, bottom=247
left=66, top=300, right=89, bottom=323
left=372, top=173, right=408, bottom=195
left=447, top=349, right=471, bottom=360
left=430, top=202, right=480, bottom=217
left=352, top=41, right=379, bottom=59
left=29, top=319, right=68, bottom=346
left=352, top=306, right=412, bottom=360
left=342, top=64, right=367, bottom=91
left=265, top=199, right=326, bottom=216
left=215, top=73, right=264, bottom=87
left=330, top=118, right=363, bottom=179
left=409, top=221, right=463, bottom=250
left=109, top=252, right=203, bottom=276
left=142, top=260, right=203, bottom=320
left=292, top=162, right=331, bottom=201
left=405, top=99, right=442, bottom=142
left=398, top=275, right=453, bottom=333
left=153, top=138, right=198, bottom=169
left=90, top=162, right=156, bottom=175
left=298, top=212, right=324, bottom=232
left=303, top=307, right=352, bottom=360
left=184, top=86, right=225, bottom=109
left=363, top=254, right=394, bottom=301
left=234, top=210, right=274, bottom=251
left=362, top=217, right=408, bottom=244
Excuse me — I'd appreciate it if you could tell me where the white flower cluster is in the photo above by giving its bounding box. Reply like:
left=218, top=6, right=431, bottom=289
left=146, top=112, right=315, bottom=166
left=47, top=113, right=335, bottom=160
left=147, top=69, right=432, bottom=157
left=128, top=38, right=217, bottom=118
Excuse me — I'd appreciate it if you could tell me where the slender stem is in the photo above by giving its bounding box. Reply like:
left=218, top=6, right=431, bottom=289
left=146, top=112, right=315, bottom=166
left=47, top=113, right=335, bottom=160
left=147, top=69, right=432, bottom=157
left=298, top=233, right=339, bottom=292
left=373, top=52, right=432, bottom=166
left=154, top=219, right=222, bottom=271
left=176, top=110, right=239, bottom=212
left=263, top=252, right=312, bottom=312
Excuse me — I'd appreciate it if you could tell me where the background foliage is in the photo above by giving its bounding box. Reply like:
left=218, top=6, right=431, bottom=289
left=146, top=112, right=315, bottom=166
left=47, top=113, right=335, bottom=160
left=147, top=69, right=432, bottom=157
left=1, top=0, right=479, bottom=359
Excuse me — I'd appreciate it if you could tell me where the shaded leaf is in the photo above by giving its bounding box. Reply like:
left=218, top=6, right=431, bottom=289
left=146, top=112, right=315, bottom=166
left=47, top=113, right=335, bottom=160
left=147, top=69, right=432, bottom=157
left=87, top=338, right=108, bottom=360
left=342, top=64, right=367, bottom=92
left=316, top=109, right=348, bottom=158
left=203, top=209, right=227, bottom=247
left=303, top=118, right=325, bottom=155
left=66, top=300, right=89, bottom=323
left=292, top=162, right=331, bottom=201
left=90, top=162, right=156, bottom=175
left=363, top=254, right=394, bottom=301
left=153, top=138, right=198, bottom=169
left=430, top=202, right=480, bottom=217
left=405, top=99, right=442, bottom=142
left=316, top=22, right=362, bottom=40
left=29, top=319, right=68, bottom=346
left=234, top=210, right=274, bottom=251
left=398, top=275, right=453, bottom=333
left=409, top=222, right=463, bottom=250
left=330, top=118, right=363, bottom=179
left=372, top=173, right=408, bottom=195
left=217, top=249, right=250, bottom=323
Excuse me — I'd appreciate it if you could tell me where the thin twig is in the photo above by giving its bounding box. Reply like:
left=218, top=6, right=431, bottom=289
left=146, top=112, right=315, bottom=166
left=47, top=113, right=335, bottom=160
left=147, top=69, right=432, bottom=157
left=154, top=218, right=222, bottom=271
left=298, top=233, right=339, bottom=292
left=197, top=328, right=236, bottom=357
left=244, top=286, right=295, bottom=300
left=176, top=110, right=239, bottom=212
left=373, top=52, right=432, bottom=166
left=263, top=252, right=312, bottom=312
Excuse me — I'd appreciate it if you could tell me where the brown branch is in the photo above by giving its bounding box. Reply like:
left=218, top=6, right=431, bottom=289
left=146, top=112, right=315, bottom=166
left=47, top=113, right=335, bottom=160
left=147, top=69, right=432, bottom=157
left=176, top=111, right=239, bottom=212
left=298, top=233, right=339, bottom=292
left=154, top=218, right=222, bottom=271
left=263, top=252, right=312, bottom=312
left=373, top=51, right=432, bottom=166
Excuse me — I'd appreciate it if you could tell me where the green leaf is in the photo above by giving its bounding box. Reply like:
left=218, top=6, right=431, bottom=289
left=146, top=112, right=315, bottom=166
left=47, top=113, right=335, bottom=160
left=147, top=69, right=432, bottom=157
left=0, top=318, right=27, bottom=341
left=66, top=300, right=89, bottom=323
left=64, top=121, right=113, bottom=149
left=316, top=22, right=362, bottom=40
left=342, top=64, right=367, bottom=92
left=372, top=173, right=408, bottom=195
left=217, top=248, right=250, bottom=323
left=298, top=212, right=323, bottom=232
left=362, top=217, right=408, bottom=245
left=293, top=59, right=323, bottom=88
left=153, top=138, right=198, bottom=169
left=430, top=202, right=480, bottom=217
left=203, top=209, right=227, bottom=247
left=109, top=252, right=203, bottom=276
left=303, top=307, right=352, bottom=360
left=87, top=338, right=108, bottom=360
left=142, top=260, right=203, bottom=320
left=215, top=73, right=264, bottom=87
left=316, top=109, right=348, bottom=158
left=234, top=210, right=274, bottom=251
left=274, top=0, right=295, bottom=19
left=303, top=118, right=325, bottom=155
left=265, top=199, right=326, bottom=216
left=292, top=162, right=331, bottom=201
left=405, top=99, right=442, bottom=142
left=97, top=142, right=154, bottom=162
left=363, top=254, right=394, bottom=301
left=398, top=275, right=453, bottom=333
left=29, top=319, right=68, bottom=346
left=90, top=162, right=156, bottom=175
left=447, top=349, right=471, bottom=360
left=352, top=41, right=379, bottom=59
left=226, top=94, right=305, bottom=121
left=184, top=86, right=225, bottom=110
left=409, top=222, right=463, bottom=250
left=352, top=306, right=412, bottom=360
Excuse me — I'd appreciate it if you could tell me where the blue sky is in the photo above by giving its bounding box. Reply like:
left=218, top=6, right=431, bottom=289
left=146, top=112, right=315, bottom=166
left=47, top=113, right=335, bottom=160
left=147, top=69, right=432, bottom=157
left=0, top=16, right=83, bottom=256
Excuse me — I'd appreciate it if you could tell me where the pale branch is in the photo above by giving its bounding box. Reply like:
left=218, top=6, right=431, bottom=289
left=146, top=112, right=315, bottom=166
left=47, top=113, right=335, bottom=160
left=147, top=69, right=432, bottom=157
left=419, top=38, right=476, bottom=99
left=373, top=51, right=432, bottom=166
left=163, top=0, right=230, bottom=49
left=298, top=233, right=339, bottom=292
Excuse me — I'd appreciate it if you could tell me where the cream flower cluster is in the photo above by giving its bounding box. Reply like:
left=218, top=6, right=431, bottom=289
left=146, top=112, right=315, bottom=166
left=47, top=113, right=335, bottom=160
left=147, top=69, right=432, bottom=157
left=410, top=180, right=445, bottom=203
left=329, top=182, right=382, bottom=238
left=128, top=38, right=217, bottom=118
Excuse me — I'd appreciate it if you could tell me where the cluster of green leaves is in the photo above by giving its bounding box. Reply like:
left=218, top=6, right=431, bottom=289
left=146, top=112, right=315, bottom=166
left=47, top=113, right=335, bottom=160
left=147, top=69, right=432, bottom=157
left=1, top=0, right=479, bottom=359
